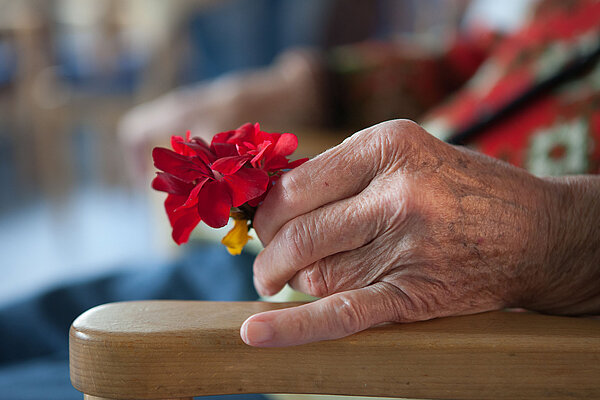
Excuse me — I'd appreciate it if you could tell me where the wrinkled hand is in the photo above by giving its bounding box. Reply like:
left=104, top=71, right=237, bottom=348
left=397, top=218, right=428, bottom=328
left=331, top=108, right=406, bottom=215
left=240, top=120, right=598, bottom=347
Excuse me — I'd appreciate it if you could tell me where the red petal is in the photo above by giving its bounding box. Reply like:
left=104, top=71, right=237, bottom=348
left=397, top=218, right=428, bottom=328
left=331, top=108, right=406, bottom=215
left=211, top=142, right=239, bottom=158
left=171, top=133, right=194, bottom=156
left=152, top=147, right=211, bottom=181
left=165, top=193, right=186, bottom=214
left=223, top=167, right=269, bottom=206
left=235, top=143, right=252, bottom=156
left=254, top=126, right=272, bottom=141
left=211, top=129, right=237, bottom=145
left=247, top=191, right=267, bottom=207
left=151, top=172, right=195, bottom=195
left=177, top=177, right=209, bottom=210
left=165, top=194, right=201, bottom=245
left=264, top=155, right=290, bottom=171
left=185, top=138, right=216, bottom=164
left=197, top=181, right=232, bottom=228
left=271, top=133, right=298, bottom=157
left=212, top=123, right=257, bottom=147
left=233, top=123, right=257, bottom=143
left=250, top=141, right=272, bottom=167
left=211, top=155, right=250, bottom=175
left=246, top=173, right=278, bottom=207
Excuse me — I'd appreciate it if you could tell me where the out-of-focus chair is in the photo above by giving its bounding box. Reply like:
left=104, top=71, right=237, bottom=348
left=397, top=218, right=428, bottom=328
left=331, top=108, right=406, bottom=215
left=70, top=300, right=600, bottom=400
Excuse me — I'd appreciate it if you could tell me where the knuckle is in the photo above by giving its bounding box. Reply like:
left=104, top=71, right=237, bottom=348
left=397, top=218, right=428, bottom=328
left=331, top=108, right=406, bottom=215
left=376, top=119, right=420, bottom=142
left=301, top=263, right=330, bottom=298
left=277, top=170, right=303, bottom=204
left=335, top=295, right=366, bottom=335
left=389, top=122, right=423, bottom=149
left=364, top=120, right=418, bottom=171
left=280, top=219, right=315, bottom=261
left=373, top=120, right=437, bottom=173
left=384, top=118, right=420, bottom=133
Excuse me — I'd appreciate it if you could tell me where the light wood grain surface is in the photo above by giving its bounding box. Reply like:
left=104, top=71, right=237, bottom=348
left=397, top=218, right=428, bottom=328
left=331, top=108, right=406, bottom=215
left=70, top=301, right=600, bottom=400
left=84, top=396, right=192, bottom=400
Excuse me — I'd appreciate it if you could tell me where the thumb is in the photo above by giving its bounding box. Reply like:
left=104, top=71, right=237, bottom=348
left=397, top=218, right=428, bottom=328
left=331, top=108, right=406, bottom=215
left=240, top=282, right=404, bottom=347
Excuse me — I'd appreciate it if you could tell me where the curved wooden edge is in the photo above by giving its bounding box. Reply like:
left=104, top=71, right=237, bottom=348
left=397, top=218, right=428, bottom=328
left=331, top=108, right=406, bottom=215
left=84, top=396, right=192, bottom=400
left=70, top=301, right=600, bottom=400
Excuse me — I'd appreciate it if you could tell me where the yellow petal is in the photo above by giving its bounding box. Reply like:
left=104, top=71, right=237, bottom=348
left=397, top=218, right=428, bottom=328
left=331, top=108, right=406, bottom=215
left=221, top=219, right=252, bottom=255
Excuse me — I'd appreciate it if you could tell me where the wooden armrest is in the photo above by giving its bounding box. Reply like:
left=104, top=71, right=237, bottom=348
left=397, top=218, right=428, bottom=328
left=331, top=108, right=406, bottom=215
left=70, top=301, right=600, bottom=400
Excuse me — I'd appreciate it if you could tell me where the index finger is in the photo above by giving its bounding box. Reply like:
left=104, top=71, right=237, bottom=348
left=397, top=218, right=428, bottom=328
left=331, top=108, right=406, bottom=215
left=240, top=281, right=405, bottom=347
left=253, top=128, right=378, bottom=245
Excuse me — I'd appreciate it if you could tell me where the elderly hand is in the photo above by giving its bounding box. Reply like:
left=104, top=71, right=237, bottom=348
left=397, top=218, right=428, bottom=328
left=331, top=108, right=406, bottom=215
left=241, top=120, right=600, bottom=347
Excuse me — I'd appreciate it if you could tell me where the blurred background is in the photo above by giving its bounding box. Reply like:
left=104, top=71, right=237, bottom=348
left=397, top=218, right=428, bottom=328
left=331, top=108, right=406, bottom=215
left=0, top=0, right=476, bottom=306
left=4, top=0, right=581, bottom=398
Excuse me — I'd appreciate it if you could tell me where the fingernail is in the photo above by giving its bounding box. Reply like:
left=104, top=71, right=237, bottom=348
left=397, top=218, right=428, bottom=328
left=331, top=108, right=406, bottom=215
left=243, top=320, right=274, bottom=345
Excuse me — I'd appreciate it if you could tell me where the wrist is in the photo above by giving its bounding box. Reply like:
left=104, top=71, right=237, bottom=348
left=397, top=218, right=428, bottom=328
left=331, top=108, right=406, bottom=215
left=531, top=175, right=600, bottom=315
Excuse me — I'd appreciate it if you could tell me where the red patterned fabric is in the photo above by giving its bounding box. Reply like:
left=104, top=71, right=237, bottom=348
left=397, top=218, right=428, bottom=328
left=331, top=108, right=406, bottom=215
left=422, top=0, right=600, bottom=175
left=328, top=0, right=600, bottom=176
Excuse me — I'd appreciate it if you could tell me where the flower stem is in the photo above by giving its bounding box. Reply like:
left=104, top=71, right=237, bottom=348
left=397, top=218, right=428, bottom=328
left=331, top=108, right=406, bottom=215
left=238, top=204, right=256, bottom=222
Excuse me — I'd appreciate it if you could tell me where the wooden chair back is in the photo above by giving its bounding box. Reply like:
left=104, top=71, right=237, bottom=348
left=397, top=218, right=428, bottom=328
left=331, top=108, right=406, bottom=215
left=70, top=300, right=600, bottom=400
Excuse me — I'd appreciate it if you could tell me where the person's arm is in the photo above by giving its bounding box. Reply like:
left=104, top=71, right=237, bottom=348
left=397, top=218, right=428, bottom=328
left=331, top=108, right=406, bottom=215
left=241, top=120, right=600, bottom=347
left=528, top=175, right=600, bottom=315
left=118, top=49, right=325, bottom=181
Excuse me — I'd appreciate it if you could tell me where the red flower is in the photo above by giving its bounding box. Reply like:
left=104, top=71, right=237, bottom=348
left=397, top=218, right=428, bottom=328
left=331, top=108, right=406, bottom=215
left=152, top=125, right=307, bottom=247
left=212, top=123, right=308, bottom=205
left=152, top=131, right=268, bottom=244
left=213, top=123, right=308, bottom=171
